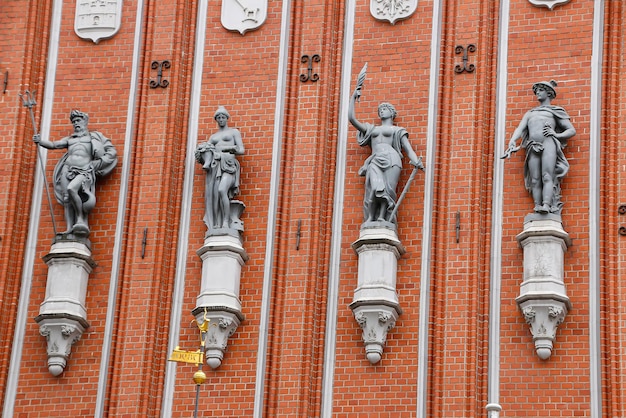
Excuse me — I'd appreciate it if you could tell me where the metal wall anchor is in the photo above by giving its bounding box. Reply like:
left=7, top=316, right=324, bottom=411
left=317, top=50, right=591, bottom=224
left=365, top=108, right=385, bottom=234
left=150, top=60, right=171, bottom=88
left=454, top=44, right=476, bottom=74
left=300, top=54, right=321, bottom=82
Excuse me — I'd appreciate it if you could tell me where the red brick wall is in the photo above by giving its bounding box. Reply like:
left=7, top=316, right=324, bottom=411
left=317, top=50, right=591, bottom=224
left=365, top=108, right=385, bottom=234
left=0, top=0, right=622, bottom=417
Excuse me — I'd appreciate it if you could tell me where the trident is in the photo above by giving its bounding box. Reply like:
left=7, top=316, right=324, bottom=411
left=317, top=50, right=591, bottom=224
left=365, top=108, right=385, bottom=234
left=20, top=90, right=58, bottom=235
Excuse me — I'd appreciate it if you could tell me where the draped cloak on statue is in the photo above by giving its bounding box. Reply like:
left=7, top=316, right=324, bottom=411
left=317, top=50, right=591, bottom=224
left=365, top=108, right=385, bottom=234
left=52, top=131, right=118, bottom=216
left=520, top=105, right=571, bottom=212
left=357, top=123, right=407, bottom=221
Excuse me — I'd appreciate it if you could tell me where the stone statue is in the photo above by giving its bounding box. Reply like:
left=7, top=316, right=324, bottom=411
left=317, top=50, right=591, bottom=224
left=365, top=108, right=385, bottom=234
left=502, top=80, right=576, bottom=214
left=33, top=110, right=118, bottom=236
left=195, top=106, right=245, bottom=235
left=348, top=65, right=423, bottom=225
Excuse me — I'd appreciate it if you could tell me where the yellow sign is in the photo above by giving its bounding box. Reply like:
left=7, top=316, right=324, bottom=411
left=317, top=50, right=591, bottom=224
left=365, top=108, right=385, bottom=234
left=168, top=347, right=204, bottom=365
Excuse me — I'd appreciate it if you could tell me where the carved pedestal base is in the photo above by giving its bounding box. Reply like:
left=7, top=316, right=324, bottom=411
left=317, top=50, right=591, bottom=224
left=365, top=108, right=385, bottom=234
left=515, top=214, right=571, bottom=360
left=192, top=309, right=241, bottom=369
left=35, top=240, right=94, bottom=376
left=35, top=317, right=87, bottom=376
left=194, top=235, right=247, bottom=369
left=350, top=227, right=404, bottom=364
left=351, top=303, right=401, bottom=364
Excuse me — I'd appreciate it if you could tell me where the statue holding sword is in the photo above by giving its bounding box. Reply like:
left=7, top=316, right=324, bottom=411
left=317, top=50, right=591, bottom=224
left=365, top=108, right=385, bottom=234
left=501, top=80, right=575, bottom=215
left=348, top=63, right=424, bottom=226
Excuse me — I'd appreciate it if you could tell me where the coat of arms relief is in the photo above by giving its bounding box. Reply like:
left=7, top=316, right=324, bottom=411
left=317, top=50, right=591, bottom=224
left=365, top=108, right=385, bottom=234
left=221, top=0, right=267, bottom=35
left=74, top=0, right=123, bottom=44
left=370, top=0, right=417, bottom=25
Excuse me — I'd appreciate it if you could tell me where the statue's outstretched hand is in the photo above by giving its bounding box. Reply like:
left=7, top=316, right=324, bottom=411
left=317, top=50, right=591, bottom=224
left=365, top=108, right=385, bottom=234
left=33, top=134, right=41, bottom=144
left=411, top=157, right=425, bottom=171
left=501, top=141, right=520, bottom=159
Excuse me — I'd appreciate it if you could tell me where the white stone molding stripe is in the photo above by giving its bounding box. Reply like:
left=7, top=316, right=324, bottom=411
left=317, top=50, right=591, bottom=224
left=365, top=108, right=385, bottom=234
left=2, top=1, right=63, bottom=416
left=416, top=0, right=442, bottom=416
left=94, top=0, right=145, bottom=416
left=320, top=0, right=355, bottom=414
left=253, top=0, right=291, bottom=416
left=160, top=0, right=208, bottom=415
left=589, top=1, right=604, bottom=416
left=485, top=0, right=510, bottom=415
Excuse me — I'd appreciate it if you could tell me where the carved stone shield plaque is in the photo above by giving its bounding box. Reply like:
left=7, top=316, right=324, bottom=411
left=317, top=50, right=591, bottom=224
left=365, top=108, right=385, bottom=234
left=370, top=0, right=417, bottom=25
left=527, top=0, right=571, bottom=9
left=74, top=0, right=123, bottom=44
left=221, top=0, right=267, bottom=35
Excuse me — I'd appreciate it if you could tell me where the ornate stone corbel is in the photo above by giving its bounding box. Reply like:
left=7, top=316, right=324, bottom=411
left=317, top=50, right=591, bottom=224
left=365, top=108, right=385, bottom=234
left=193, top=235, right=247, bottom=369
left=192, top=309, right=241, bottom=369
left=515, top=214, right=572, bottom=360
left=35, top=240, right=94, bottom=375
left=352, top=304, right=400, bottom=364
left=350, top=227, right=404, bottom=364
left=37, top=319, right=86, bottom=376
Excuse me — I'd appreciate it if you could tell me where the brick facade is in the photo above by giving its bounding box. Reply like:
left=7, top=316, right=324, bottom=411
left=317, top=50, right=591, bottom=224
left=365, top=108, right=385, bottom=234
left=0, top=0, right=621, bottom=416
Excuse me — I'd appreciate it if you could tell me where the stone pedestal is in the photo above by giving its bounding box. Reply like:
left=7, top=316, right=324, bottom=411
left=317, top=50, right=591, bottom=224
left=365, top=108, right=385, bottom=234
left=349, top=227, right=404, bottom=364
left=35, top=240, right=94, bottom=376
left=194, top=235, right=247, bottom=369
left=515, top=214, right=572, bottom=360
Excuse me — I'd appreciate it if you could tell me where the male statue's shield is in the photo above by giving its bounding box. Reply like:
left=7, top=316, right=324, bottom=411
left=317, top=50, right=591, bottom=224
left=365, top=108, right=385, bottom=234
left=527, top=0, right=571, bottom=10
left=370, top=0, right=417, bottom=25
left=74, top=0, right=123, bottom=44
left=221, top=0, right=267, bottom=35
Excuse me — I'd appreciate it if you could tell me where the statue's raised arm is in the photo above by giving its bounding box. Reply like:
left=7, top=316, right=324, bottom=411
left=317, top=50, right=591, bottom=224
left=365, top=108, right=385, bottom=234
left=348, top=63, right=368, bottom=134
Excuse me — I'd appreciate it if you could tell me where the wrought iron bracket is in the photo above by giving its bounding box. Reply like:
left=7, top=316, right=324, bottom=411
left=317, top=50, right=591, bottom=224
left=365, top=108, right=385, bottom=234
left=2, top=70, right=7, bottom=94
left=150, top=60, right=171, bottom=88
left=619, top=205, right=626, bottom=236
left=454, top=44, right=476, bottom=74
left=300, top=54, right=321, bottom=82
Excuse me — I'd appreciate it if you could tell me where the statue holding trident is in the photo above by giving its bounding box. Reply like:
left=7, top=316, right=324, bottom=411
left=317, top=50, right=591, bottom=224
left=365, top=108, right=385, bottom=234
left=33, top=110, right=118, bottom=237
left=502, top=80, right=575, bottom=215
left=348, top=63, right=424, bottom=226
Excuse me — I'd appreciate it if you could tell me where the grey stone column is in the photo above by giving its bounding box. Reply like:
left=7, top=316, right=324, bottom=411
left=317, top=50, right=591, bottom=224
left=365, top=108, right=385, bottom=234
left=35, top=240, right=95, bottom=376
left=350, top=227, right=404, bottom=364
left=193, top=234, right=247, bottom=369
left=515, top=214, right=571, bottom=360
